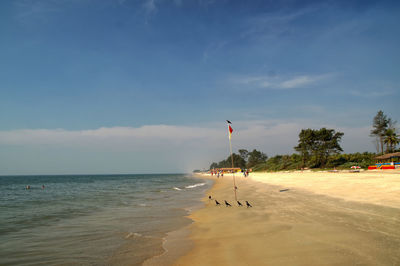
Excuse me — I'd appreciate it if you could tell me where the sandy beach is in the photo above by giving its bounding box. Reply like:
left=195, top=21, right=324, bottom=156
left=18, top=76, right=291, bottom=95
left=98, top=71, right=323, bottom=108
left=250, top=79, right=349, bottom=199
left=174, top=170, right=400, bottom=266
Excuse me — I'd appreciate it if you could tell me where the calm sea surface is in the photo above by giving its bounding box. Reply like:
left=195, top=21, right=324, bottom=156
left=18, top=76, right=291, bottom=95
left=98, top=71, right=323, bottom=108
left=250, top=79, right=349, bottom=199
left=0, top=174, right=212, bottom=265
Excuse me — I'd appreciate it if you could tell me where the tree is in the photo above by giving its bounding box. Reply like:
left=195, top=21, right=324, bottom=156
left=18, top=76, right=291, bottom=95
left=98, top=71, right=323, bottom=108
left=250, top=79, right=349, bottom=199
left=316, top=128, right=344, bottom=167
left=209, top=148, right=267, bottom=170
left=238, top=149, right=249, bottom=162
left=294, top=129, right=313, bottom=168
left=371, top=110, right=389, bottom=154
left=231, top=153, right=247, bottom=169
left=209, top=153, right=246, bottom=169
left=384, top=128, right=400, bottom=153
left=247, top=149, right=268, bottom=168
left=294, top=128, right=344, bottom=168
left=210, top=162, right=218, bottom=169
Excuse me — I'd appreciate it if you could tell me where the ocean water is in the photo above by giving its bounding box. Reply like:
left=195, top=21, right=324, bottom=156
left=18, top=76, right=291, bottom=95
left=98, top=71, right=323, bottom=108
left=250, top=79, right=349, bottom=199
left=0, top=174, right=212, bottom=265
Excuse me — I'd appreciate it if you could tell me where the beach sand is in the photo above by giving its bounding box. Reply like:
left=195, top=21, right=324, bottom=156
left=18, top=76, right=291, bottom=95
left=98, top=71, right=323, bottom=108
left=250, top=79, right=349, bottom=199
left=174, top=170, right=400, bottom=265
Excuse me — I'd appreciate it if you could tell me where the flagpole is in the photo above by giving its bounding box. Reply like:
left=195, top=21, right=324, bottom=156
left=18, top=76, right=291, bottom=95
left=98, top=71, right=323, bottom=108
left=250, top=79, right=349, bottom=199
left=228, top=123, right=237, bottom=201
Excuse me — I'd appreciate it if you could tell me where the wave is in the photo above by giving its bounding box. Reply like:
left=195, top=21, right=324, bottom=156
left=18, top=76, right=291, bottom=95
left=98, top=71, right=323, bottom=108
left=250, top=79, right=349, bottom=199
left=185, top=183, right=206, bottom=189
left=125, top=232, right=143, bottom=239
left=173, top=187, right=182, bottom=191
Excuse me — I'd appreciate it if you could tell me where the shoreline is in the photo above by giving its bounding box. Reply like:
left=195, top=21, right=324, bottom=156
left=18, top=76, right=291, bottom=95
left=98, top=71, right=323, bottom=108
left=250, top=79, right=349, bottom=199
left=143, top=226, right=193, bottom=266
left=173, top=171, right=400, bottom=265
left=143, top=175, right=214, bottom=266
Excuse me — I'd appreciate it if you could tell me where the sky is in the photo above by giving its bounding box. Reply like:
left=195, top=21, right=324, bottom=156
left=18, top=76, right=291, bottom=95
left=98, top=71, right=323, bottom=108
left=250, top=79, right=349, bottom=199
left=0, top=0, right=399, bottom=174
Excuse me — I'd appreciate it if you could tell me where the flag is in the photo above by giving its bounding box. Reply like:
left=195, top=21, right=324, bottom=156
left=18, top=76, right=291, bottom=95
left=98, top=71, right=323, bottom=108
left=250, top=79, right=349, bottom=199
left=228, top=124, right=233, bottom=139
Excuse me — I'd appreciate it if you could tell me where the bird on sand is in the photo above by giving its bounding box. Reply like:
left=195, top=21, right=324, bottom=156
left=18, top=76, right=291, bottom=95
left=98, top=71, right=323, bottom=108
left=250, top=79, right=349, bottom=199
left=224, top=200, right=232, bottom=207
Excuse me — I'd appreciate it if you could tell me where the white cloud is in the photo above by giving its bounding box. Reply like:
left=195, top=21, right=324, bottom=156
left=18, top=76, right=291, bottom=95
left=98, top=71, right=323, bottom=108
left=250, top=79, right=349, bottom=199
left=0, top=125, right=222, bottom=146
left=0, top=122, right=372, bottom=154
left=230, top=73, right=331, bottom=90
left=0, top=121, right=375, bottom=175
left=280, top=75, right=318, bottom=89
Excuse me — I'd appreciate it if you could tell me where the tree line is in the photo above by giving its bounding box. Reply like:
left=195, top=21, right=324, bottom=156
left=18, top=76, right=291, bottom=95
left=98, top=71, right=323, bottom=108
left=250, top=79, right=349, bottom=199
left=209, top=149, right=268, bottom=170
left=208, top=110, right=399, bottom=171
left=252, top=152, right=377, bottom=171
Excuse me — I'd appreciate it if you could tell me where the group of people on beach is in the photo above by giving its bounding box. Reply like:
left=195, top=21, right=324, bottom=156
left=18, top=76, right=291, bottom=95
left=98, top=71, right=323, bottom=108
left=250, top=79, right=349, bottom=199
left=210, top=170, right=224, bottom=178
left=210, top=169, right=250, bottom=178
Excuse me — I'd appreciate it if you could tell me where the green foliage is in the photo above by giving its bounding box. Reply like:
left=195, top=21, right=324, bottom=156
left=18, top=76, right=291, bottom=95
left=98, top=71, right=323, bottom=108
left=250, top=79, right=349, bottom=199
left=238, top=149, right=249, bottom=161
left=371, top=110, right=388, bottom=138
left=208, top=121, right=388, bottom=172
left=210, top=150, right=376, bottom=172
left=252, top=152, right=376, bottom=171
left=384, top=128, right=399, bottom=153
left=326, top=152, right=375, bottom=169
left=209, top=149, right=266, bottom=170
left=253, top=154, right=302, bottom=171
left=210, top=162, right=218, bottom=169
left=247, top=149, right=268, bottom=168
left=294, top=128, right=344, bottom=168
left=209, top=153, right=246, bottom=169
left=232, top=153, right=247, bottom=169
left=370, top=110, right=397, bottom=154
left=294, top=129, right=313, bottom=167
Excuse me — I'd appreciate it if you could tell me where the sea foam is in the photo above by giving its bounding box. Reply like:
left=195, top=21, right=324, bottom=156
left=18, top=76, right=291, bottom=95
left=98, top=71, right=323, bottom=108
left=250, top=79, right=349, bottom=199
left=185, top=183, right=206, bottom=189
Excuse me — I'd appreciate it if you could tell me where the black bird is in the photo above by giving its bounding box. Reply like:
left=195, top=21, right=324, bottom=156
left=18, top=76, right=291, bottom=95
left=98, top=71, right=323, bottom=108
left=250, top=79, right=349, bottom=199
left=215, top=200, right=221, bottom=206
left=246, top=201, right=253, bottom=208
left=224, top=200, right=232, bottom=207
left=237, top=201, right=243, bottom=207
left=226, top=120, right=232, bottom=124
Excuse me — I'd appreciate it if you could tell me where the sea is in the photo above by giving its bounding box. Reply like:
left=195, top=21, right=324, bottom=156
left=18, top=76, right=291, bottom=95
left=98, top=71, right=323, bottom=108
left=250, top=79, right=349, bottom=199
left=0, top=174, right=212, bottom=265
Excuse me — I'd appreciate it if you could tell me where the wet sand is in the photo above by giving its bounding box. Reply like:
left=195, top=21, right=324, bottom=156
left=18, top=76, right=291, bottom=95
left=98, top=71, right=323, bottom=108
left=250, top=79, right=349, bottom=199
left=175, top=171, right=400, bottom=265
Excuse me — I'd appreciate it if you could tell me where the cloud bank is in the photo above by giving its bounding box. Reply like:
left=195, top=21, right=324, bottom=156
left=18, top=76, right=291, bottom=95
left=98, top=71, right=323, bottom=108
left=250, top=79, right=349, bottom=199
left=0, top=121, right=374, bottom=175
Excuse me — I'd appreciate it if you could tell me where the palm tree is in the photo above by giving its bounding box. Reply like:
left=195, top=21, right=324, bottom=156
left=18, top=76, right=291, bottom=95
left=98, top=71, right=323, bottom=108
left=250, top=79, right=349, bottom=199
left=384, top=128, right=400, bottom=153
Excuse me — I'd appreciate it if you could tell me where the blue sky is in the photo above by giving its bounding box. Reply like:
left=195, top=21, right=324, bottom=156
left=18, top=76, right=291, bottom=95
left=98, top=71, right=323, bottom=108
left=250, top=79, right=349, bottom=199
left=0, top=0, right=399, bottom=174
